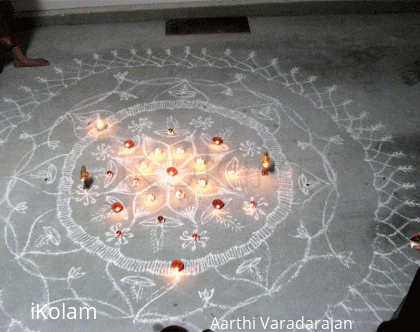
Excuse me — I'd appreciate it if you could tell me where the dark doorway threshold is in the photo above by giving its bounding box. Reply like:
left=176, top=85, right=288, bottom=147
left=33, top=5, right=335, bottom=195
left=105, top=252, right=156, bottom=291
left=165, top=16, right=250, bottom=35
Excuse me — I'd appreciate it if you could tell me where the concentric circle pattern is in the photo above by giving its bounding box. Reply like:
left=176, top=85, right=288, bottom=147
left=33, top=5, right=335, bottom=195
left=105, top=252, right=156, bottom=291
left=0, top=47, right=417, bottom=332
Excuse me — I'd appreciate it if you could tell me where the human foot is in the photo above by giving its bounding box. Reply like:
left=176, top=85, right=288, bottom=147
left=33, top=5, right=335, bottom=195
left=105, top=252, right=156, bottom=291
left=14, top=58, right=50, bottom=68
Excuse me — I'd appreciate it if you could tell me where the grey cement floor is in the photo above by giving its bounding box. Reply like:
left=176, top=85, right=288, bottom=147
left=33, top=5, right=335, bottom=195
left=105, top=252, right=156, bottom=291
left=0, top=13, right=420, bottom=332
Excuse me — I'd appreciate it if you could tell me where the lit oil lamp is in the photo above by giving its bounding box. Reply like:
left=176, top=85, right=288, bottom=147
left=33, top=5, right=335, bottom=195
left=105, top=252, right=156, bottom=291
left=106, top=171, right=113, bottom=178
left=198, top=178, right=207, bottom=186
left=147, top=193, right=155, bottom=201
left=116, top=230, right=122, bottom=237
left=176, top=146, right=185, bottom=155
left=80, top=166, right=89, bottom=182
left=171, top=260, right=184, bottom=272
left=155, top=148, right=162, bottom=155
left=124, top=140, right=134, bottom=148
left=167, top=167, right=178, bottom=176
left=212, top=199, right=224, bottom=209
left=112, top=202, right=123, bottom=212
left=96, top=119, right=105, bottom=131
left=196, top=157, right=205, bottom=165
left=168, top=128, right=174, bottom=135
left=157, top=216, right=165, bottom=223
left=133, top=178, right=140, bottom=185
left=176, top=190, right=185, bottom=199
left=228, top=168, right=236, bottom=176
left=250, top=200, right=257, bottom=208
left=261, top=152, right=270, bottom=176
left=140, top=161, right=148, bottom=170
left=192, top=233, right=199, bottom=241
left=410, top=233, right=420, bottom=249
left=213, top=136, right=223, bottom=145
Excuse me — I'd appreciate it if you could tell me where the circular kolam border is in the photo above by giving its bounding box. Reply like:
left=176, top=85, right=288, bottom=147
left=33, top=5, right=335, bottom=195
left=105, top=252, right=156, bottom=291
left=57, top=100, right=293, bottom=276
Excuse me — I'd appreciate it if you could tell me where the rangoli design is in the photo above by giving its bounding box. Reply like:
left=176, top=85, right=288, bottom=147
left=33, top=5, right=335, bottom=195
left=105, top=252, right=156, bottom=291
left=0, top=47, right=418, bottom=331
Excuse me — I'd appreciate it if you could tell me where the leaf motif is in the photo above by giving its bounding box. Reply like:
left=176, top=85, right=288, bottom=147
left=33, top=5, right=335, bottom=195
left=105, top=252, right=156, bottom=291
left=236, top=257, right=262, bottom=274
left=68, top=267, right=86, bottom=280
left=154, top=227, right=165, bottom=252
left=251, top=106, right=274, bottom=121
left=46, top=164, right=57, bottom=184
left=180, top=206, right=197, bottom=220
left=106, top=196, right=120, bottom=204
left=47, top=141, right=60, bottom=150
left=298, top=174, right=309, bottom=195
left=200, top=133, right=229, bottom=150
left=119, top=92, right=138, bottom=101
left=226, top=157, right=241, bottom=190
left=15, top=202, right=28, bottom=214
left=104, top=160, right=117, bottom=188
left=20, top=131, right=30, bottom=139
left=294, top=225, right=310, bottom=239
left=167, top=116, right=179, bottom=129
left=110, top=181, right=131, bottom=195
left=200, top=205, right=216, bottom=225
left=131, top=285, right=143, bottom=302
left=337, top=251, right=355, bottom=268
left=236, top=257, right=264, bottom=281
left=43, top=226, right=61, bottom=246
left=329, top=135, right=344, bottom=145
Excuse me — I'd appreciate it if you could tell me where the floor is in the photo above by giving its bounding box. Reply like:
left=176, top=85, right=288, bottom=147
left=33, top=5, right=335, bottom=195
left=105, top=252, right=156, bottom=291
left=1, top=11, right=420, bottom=332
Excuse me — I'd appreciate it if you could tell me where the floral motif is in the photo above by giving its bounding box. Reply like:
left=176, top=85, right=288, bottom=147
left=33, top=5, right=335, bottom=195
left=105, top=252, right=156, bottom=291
left=180, top=229, right=209, bottom=251
left=105, top=223, right=133, bottom=246
left=128, top=117, right=153, bottom=133
left=243, top=197, right=268, bottom=220
left=75, top=184, right=100, bottom=206
left=91, top=143, right=114, bottom=161
left=239, top=140, right=261, bottom=157
left=189, top=116, right=214, bottom=130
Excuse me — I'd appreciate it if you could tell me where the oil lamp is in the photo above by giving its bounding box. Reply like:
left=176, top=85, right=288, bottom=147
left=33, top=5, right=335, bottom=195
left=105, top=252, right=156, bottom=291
left=96, top=119, right=105, bottom=131
left=228, top=168, right=236, bottom=176
left=196, top=157, right=205, bottom=165
left=212, top=137, right=223, bottom=145
left=112, top=202, right=123, bottom=212
left=80, top=166, right=89, bottom=182
left=106, top=171, right=113, bottom=178
left=140, top=161, right=148, bottom=170
left=124, top=140, right=134, bottom=148
left=167, top=167, right=178, bottom=176
left=171, top=260, right=184, bottom=272
left=198, top=178, right=207, bottom=186
left=157, top=216, right=165, bottom=223
left=261, top=152, right=270, bottom=176
left=168, top=128, right=174, bottom=135
left=192, top=233, right=199, bottom=241
left=155, top=148, right=162, bottom=155
left=250, top=200, right=257, bottom=208
left=212, top=199, right=224, bottom=209
left=147, top=193, right=155, bottom=201
left=133, top=178, right=140, bottom=185
left=176, top=147, right=185, bottom=155
left=176, top=190, right=185, bottom=199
